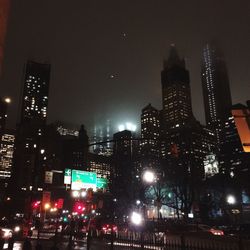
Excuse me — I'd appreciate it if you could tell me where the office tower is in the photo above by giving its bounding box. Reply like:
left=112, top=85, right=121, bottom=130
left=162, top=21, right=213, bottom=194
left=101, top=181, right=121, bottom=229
left=0, top=130, right=15, bottom=181
left=88, top=152, right=111, bottom=189
left=112, top=130, right=135, bottom=213
left=219, top=103, right=250, bottom=176
left=62, top=125, right=89, bottom=171
left=11, top=60, right=51, bottom=194
left=231, top=103, right=250, bottom=153
left=140, top=104, right=160, bottom=168
left=90, top=120, right=113, bottom=156
left=201, top=42, right=232, bottom=126
left=0, top=0, right=10, bottom=75
left=20, top=61, right=50, bottom=124
left=161, top=45, right=193, bottom=128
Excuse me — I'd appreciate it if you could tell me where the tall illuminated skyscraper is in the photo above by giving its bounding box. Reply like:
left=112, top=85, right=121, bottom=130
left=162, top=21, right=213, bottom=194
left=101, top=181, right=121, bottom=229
left=11, top=61, right=51, bottom=192
left=201, top=42, right=232, bottom=125
left=140, top=104, right=160, bottom=162
left=20, top=61, right=51, bottom=124
left=0, top=0, right=10, bottom=75
left=161, top=45, right=193, bottom=128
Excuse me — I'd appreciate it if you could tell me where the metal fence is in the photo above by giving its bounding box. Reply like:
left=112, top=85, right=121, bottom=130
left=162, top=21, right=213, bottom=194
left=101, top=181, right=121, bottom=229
left=105, top=231, right=250, bottom=250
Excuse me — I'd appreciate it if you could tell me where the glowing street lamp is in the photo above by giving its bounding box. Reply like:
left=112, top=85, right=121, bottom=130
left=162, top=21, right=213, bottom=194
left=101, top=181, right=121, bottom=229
left=72, top=190, right=80, bottom=198
left=4, top=97, right=11, bottom=104
left=131, top=211, right=143, bottom=226
left=143, top=170, right=155, bottom=183
left=81, top=191, right=87, bottom=198
left=44, top=203, right=51, bottom=210
left=227, top=195, right=236, bottom=205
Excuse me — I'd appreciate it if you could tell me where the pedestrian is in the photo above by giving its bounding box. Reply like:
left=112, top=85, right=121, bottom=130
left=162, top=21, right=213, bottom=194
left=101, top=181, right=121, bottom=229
left=0, top=229, right=5, bottom=249
left=23, top=238, right=32, bottom=250
left=87, top=231, right=92, bottom=250
left=0, top=238, right=4, bottom=250
left=8, top=237, right=14, bottom=250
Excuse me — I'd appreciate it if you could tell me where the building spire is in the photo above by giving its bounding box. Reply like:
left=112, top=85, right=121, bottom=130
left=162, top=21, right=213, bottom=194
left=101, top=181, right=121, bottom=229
left=163, top=44, right=185, bottom=69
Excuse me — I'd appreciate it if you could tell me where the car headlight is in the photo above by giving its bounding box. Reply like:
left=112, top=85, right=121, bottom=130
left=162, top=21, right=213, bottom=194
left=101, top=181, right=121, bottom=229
left=2, top=228, right=12, bottom=238
left=14, top=226, right=21, bottom=232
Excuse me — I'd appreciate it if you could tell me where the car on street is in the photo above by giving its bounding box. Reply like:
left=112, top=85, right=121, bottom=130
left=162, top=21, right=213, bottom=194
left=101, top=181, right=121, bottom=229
left=186, top=224, right=224, bottom=236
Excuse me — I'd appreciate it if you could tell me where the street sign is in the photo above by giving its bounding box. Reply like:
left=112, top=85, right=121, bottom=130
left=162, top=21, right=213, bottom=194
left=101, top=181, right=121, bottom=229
left=64, top=168, right=72, bottom=184
left=71, top=170, right=97, bottom=190
left=45, top=171, right=53, bottom=184
left=97, top=178, right=108, bottom=189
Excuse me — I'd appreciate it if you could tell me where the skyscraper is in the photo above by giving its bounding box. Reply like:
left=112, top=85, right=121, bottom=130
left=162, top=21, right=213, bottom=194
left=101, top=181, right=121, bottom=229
left=11, top=60, right=51, bottom=193
left=161, top=45, right=193, bottom=128
left=140, top=103, right=160, bottom=167
left=20, top=61, right=50, bottom=124
left=0, top=0, right=10, bottom=75
left=201, top=42, right=232, bottom=125
left=0, top=130, right=15, bottom=180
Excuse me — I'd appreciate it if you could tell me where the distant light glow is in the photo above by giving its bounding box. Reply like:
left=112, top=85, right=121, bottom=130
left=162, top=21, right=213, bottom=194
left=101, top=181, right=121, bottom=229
left=118, top=124, right=125, bottom=131
left=227, top=195, right=236, bottom=205
left=4, top=97, right=11, bottom=104
left=118, top=122, right=137, bottom=132
left=131, top=211, right=143, bottom=225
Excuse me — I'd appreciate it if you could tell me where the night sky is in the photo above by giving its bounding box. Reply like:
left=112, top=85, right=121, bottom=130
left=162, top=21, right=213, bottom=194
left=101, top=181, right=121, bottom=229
left=0, top=0, right=250, bottom=132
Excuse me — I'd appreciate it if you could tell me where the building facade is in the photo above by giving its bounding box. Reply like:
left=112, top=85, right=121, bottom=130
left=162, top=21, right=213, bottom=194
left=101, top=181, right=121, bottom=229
left=201, top=42, right=232, bottom=145
left=140, top=103, right=160, bottom=169
left=161, top=45, right=193, bottom=129
left=12, top=61, right=51, bottom=192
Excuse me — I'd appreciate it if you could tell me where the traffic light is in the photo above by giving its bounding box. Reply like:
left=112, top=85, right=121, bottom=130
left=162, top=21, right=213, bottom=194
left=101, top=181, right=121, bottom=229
left=32, top=201, right=41, bottom=209
left=73, top=201, right=85, bottom=213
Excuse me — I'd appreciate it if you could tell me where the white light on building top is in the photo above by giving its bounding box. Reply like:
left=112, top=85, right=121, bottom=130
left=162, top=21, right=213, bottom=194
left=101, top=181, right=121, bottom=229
left=118, top=122, right=137, bottom=132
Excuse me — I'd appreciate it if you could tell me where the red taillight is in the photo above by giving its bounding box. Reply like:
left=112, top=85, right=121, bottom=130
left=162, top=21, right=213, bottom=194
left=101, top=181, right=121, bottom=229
left=102, top=227, right=107, bottom=230
left=113, top=226, right=117, bottom=231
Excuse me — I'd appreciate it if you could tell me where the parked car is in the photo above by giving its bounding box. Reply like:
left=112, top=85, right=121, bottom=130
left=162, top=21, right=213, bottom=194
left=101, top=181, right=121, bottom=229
left=0, top=226, right=12, bottom=240
left=101, top=223, right=118, bottom=235
left=186, top=224, right=224, bottom=236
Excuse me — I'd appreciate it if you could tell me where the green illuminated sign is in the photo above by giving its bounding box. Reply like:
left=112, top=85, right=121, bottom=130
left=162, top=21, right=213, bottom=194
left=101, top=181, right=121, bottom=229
left=97, top=178, right=108, bottom=189
left=71, top=170, right=97, bottom=190
left=64, top=168, right=72, bottom=184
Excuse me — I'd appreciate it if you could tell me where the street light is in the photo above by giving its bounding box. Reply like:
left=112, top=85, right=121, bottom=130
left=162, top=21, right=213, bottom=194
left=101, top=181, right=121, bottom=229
left=4, top=97, right=11, bottom=104
left=131, top=211, right=143, bottom=226
left=143, top=170, right=155, bottom=183
left=72, top=190, right=80, bottom=198
left=227, top=195, right=236, bottom=205
left=81, top=191, right=87, bottom=198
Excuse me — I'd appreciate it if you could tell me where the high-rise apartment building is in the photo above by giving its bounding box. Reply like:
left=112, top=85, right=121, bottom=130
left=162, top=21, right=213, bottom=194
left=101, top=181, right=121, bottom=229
left=161, top=45, right=193, bottom=128
left=0, top=130, right=15, bottom=181
left=201, top=42, right=232, bottom=126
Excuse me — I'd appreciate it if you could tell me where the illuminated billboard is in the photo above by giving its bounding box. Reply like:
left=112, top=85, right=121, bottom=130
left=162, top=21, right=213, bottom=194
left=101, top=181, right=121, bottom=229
left=71, top=170, right=97, bottom=190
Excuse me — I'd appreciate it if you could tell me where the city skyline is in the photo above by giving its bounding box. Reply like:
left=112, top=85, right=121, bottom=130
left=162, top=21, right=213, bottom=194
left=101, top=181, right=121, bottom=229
left=0, top=0, right=249, bottom=131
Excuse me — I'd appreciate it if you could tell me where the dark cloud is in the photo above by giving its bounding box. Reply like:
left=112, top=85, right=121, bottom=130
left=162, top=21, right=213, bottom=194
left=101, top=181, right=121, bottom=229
left=1, top=0, right=250, bottom=131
